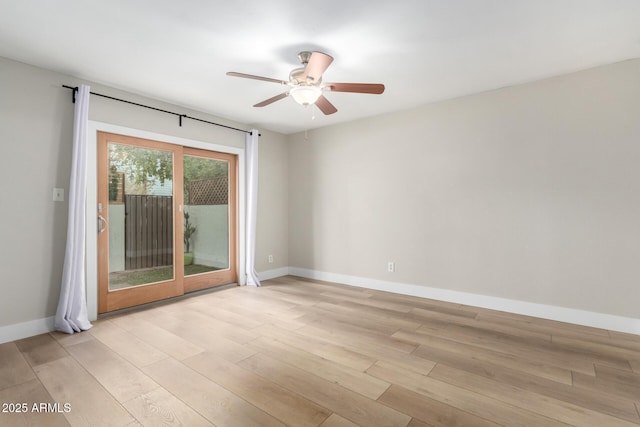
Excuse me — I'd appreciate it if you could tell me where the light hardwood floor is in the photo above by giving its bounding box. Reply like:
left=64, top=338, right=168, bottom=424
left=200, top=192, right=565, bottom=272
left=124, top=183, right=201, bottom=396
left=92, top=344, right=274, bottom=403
left=1, top=276, right=639, bottom=426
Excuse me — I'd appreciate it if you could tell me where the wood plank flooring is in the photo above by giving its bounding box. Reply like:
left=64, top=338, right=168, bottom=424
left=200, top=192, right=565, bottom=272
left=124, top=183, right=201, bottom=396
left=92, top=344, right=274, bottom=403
left=1, top=275, right=640, bottom=426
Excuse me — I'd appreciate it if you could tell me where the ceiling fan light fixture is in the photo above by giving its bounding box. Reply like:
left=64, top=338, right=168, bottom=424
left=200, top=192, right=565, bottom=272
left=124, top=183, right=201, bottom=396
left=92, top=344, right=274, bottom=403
left=289, top=85, right=322, bottom=106
left=227, top=50, right=383, bottom=115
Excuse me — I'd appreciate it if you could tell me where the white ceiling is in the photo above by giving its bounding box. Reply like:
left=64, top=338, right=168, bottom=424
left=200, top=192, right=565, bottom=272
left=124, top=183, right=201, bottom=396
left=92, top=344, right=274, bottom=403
left=1, top=1, right=640, bottom=134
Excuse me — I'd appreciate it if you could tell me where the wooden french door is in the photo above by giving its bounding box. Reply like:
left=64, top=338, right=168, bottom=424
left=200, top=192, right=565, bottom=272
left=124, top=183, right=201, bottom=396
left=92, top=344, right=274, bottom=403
left=97, top=132, right=237, bottom=313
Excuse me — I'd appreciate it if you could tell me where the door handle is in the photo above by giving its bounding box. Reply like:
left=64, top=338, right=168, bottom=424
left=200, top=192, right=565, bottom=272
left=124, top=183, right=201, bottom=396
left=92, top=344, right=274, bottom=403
left=98, top=215, right=108, bottom=234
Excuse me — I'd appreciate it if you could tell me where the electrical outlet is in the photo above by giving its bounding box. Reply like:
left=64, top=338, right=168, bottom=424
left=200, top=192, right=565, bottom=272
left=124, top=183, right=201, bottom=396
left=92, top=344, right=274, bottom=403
left=268, top=254, right=274, bottom=263
left=387, top=261, right=395, bottom=272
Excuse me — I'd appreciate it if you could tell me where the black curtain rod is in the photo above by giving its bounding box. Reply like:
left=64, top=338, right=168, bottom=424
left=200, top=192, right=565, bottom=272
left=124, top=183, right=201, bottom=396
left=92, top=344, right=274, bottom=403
left=62, top=85, right=258, bottom=136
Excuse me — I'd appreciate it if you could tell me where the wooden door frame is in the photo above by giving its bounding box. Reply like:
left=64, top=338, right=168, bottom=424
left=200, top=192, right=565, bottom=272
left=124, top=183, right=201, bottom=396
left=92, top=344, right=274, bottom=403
left=87, top=121, right=247, bottom=321
left=96, top=131, right=240, bottom=314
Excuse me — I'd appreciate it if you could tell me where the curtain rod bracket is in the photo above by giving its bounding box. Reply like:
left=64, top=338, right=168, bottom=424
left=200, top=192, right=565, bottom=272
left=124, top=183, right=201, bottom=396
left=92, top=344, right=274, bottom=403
left=71, top=86, right=78, bottom=104
left=179, top=114, right=186, bottom=127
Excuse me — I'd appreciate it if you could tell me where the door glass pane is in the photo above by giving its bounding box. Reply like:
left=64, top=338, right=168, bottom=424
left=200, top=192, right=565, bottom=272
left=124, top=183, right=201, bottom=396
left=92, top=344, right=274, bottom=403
left=108, top=143, right=174, bottom=290
left=183, top=155, right=229, bottom=275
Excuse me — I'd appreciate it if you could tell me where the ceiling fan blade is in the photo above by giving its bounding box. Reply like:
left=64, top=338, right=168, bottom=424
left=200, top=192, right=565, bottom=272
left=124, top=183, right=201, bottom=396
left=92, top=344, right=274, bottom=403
left=324, top=82, right=385, bottom=94
left=227, top=72, right=288, bottom=85
left=302, top=51, right=334, bottom=83
left=315, top=95, right=338, bottom=115
left=253, top=92, right=289, bottom=107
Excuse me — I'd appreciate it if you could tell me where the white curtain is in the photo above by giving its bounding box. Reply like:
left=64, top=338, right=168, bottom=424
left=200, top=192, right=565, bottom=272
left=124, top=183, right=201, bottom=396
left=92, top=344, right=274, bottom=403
left=245, top=129, right=261, bottom=286
left=55, top=85, right=93, bottom=334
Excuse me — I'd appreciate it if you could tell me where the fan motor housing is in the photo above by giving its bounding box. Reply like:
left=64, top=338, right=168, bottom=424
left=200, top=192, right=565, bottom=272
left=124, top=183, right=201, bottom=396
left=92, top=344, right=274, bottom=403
left=289, top=67, right=322, bottom=86
left=289, top=51, right=323, bottom=85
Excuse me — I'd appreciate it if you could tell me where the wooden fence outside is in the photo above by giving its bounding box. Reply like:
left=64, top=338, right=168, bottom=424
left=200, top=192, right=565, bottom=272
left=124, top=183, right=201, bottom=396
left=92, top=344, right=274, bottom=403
left=124, top=195, right=173, bottom=270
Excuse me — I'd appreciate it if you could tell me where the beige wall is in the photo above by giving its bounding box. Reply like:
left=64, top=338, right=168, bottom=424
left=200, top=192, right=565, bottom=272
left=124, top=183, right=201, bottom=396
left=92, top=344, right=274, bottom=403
left=2, top=53, right=639, bottom=333
left=288, top=59, right=640, bottom=319
left=0, top=56, right=289, bottom=328
left=255, top=130, right=289, bottom=272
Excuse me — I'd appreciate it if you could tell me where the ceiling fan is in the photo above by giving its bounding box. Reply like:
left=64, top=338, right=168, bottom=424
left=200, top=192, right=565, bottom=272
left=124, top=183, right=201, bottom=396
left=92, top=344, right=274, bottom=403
left=227, top=51, right=385, bottom=115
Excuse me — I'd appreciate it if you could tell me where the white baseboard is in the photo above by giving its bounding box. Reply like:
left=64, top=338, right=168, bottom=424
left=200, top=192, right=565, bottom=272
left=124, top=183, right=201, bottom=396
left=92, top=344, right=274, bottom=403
left=0, top=316, right=55, bottom=344
left=288, top=267, right=640, bottom=336
left=258, top=267, right=291, bottom=282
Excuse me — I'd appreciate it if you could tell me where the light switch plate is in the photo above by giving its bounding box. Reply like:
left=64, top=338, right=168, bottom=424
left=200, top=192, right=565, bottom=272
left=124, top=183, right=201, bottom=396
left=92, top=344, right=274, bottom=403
left=53, top=188, right=64, bottom=202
